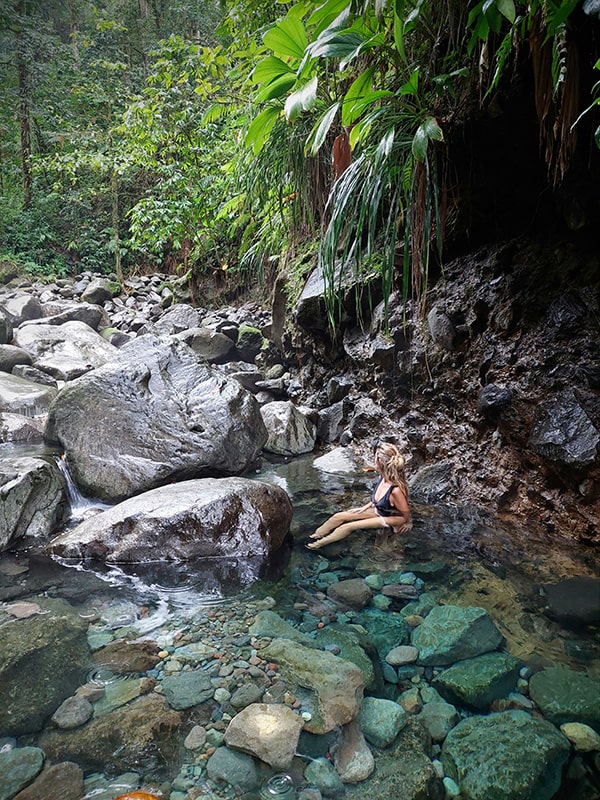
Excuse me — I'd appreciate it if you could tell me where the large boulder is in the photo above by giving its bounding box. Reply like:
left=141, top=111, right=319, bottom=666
left=38, top=694, right=181, bottom=774
left=0, top=412, right=44, bottom=444
left=441, top=710, right=571, bottom=800
left=261, top=400, right=317, bottom=455
left=261, top=638, right=364, bottom=734
left=0, top=456, right=68, bottom=551
left=529, top=388, right=600, bottom=468
left=48, top=477, right=292, bottom=562
left=13, top=320, right=118, bottom=380
left=411, top=605, right=504, bottom=666
left=1, top=292, right=43, bottom=326
left=0, top=598, right=90, bottom=736
left=44, top=337, right=268, bottom=501
left=528, top=666, right=600, bottom=732
left=432, top=652, right=521, bottom=710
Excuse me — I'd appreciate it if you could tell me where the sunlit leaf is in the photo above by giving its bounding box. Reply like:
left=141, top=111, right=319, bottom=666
left=306, top=101, right=341, bottom=154
left=400, top=68, right=419, bottom=96
left=284, top=76, right=318, bottom=122
left=252, top=56, right=295, bottom=85
left=264, top=16, right=308, bottom=59
left=245, top=106, right=281, bottom=153
left=496, top=0, right=516, bottom=23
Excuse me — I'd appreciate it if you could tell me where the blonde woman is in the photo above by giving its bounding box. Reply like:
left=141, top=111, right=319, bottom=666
left=307, top=442, right=412, bottom=550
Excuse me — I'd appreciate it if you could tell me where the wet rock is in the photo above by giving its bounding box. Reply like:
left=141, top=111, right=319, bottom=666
left=224, top=702, right=304, bottom=769
left=92, top=640, right=161, bottom=674
left=343, top=325, right=396, bottom=370
left=0, top=307, right=13, bottom=343
left=0, top=412, right=44, bottom=444
left=417, top=701, right=460, bottom=742
left=408, top=461, right=454, bottom=503
left=542, top=576, right=600, bottom=628
left=51, top=695, right=93, bottom=729
left=0, top=345, right=32, bottom=373
left=427, top=306, right=457, bottom=351
left=432, top=651, right=521, bottom=710
left=153, top=303, right=201, bottom=334
left=261, top=638, right=364, bottom=734
left=0, top=372, right=57, bottom=416
left=333, top=718, right=374, bottom=783
left=560, top=722, right=600, bottom=752
left=0, top=746, right=44, bottom=800
left=304, top=756, right=345, bottom=798
left=529, top=389, right=599, bottom=467
left=236, top=323, right=265, bottom=362
left=528, top=666, right=600, bottom=731
left=385, top=645, right=419, bottom=666
left=327, top=578, right=372, bottom=609
left=38, top=693, right=182, bottom=774
left=80, top=278, right=115, bottom=305
left=441, top=710, right=571, bottom=800
left=359, top=696, right=408, bottom=748
left=477, top=383, right=514, bottom=421
left=230, top=683, right=263, bottom=709
left=327, top=375, right=354, bottom=404
left=29, top=301, right=109, bottom=330
left=1, top=293, right=43, bottom=326
left=12, top=761, right=84, bottom=800
left=160, top=669, right=214, bottom=710
left=381, top=584, right=419, bottom=602
left=0, top=456, right=68, bottom=551
left=261, top=400, right=317, bottom=455
left=249, top=610, right=313, bottom=644
left=355, top=607, right=410, bottom=658
left=0, top=597, right=89, bottom=735
left=411, top=605, right=504, bottom=666
left=314, top=624, right=376, bottom=691
left=49, top=478, right=292, bottom=563
left=178, top=326, right=235, bottom=363
left=44, top=337, right=268, bottom=501
left=205, top=746, right=259, bottom=792
left=13, top=321, right=119, bottom=380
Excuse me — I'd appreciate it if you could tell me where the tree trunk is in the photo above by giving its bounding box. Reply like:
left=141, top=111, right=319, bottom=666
left=111, top=169, right=124, bottom=285
left=15, top=0, right=32, bottom=209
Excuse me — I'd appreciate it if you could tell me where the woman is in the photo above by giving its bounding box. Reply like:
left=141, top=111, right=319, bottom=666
left=307, top=441, right=412, bottom=550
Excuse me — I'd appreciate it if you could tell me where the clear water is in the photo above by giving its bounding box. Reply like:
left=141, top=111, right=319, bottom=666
left=1, top=451, right=598, bottom=798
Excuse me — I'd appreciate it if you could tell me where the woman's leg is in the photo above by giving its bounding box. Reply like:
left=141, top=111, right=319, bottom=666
left=307, top=515, right=386, bottom=549
left=310, top=509, right=376, bottom=540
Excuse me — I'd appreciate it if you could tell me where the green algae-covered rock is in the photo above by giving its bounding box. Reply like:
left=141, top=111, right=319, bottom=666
left=529, top=666, right=600, bottom=732
left=411, top=605, right=504, bottom=666
left=355, top=607, right=409, bottom=659
left=441, top=709, right=571, bottom=800
left=433, top=651, right=521, bottom=709
left=0, top=746, right=44, bottom=800
left=314, top=623, right=376, bottom=690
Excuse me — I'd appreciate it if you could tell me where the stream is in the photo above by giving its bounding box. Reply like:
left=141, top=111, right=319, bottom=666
left=1, top=448, right=599, bottom=799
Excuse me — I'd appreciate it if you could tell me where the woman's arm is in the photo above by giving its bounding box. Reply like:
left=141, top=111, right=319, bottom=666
left=390, top=487, right=410, bottom=523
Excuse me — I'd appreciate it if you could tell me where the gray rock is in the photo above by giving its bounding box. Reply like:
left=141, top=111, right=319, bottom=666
left=417, top=701, right=460, bottom=742
left=0, top=598, right=89, bottom=735
left=411, top=605, right=504, bottom=666
left=48, top=478, right=292, bottom=562
left=161, top=670, right=214, bottom=710
left=27, top=301, right=109, bottom=330
left=51, top=696, right=93, bottom=729
left=542, top=577, right=600, bottom=628
left=427, top=306, right=457, bottom=350
left=359, top=696, right=408, bottom=748
left=154, top=303, right=201, bottom=334
left=441, top=710, right=571, bottom=800
left=261, top=638, right=364, bottom=734
left=249, top=610, right=314, bottom=643
left=80, top=278, right=115, bottom=305
left=224, top=703, right=304, bottom=769
left=0, top=747, right=44, bottom=800
left=0, top=307, right=13, bottom=344
left=477, top=383, right=514, bottom=421
left=13, top=320, right=118, bottom=380
left=0, top=456, right=68, bottom=551
left=206, top=746, right=259, bottom=792
left=316, top=400, right=350, bottom=443
left=385, top=645, right=419, bottom=666
left=409, top=461, right=454, bottom=503
left=529, top=666, right=600, bottom=731
left=0, top=344, right=32, bottom=373
left=9, top=761, right=83, bottom=800
left=303, top=756, right=345, bottom=798
left=11, top=364, right=58, bottom=387
left=327, top=578, right=373, bottom=609
left=1, top=293, right=43, bottom=326
left=432, top=651, right=521, bottom=710
left=0, top=412, right=44, bottom=444
left=529, top=388, right=599, bottom=467
left=179, top=326, right=235, bottom=363
left=261, top=400, right=317, bottom=455
left=314, top=624, right=376, bottom=691
left=230, top=683, right=263, bottom=709
left=0, top=372, right=57, bottom=416
left=44, top=337, right=268, bottom=501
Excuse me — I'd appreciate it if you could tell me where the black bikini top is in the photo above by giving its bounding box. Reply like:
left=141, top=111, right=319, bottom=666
left=371, top=478, right=396, bottom=517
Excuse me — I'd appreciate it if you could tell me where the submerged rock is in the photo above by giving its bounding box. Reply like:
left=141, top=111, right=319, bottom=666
left=224, top=702, right=304, bottom=769
left=411, top=605, right=504, bottom=666
left=528, top=666, right=600, bottom=731
left=432, top=651, right=521, bottom=710
left=0, top=746, right=44, bottom=800
left=48, top=477, right=292, bottom=563
left=0, top=372, right=57, bottom=416
left=441, top=709, right=571, bottom=800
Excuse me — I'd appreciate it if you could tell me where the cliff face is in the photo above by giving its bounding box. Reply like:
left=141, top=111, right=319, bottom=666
left=289, top=233, right=600, bottom=547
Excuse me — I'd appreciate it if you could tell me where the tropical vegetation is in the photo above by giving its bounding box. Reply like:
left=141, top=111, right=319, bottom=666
left=0, top=0, right=597, bottom=323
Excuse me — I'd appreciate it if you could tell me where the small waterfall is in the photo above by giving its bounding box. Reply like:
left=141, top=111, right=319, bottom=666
left=56, top=456, right=107, bottom=520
